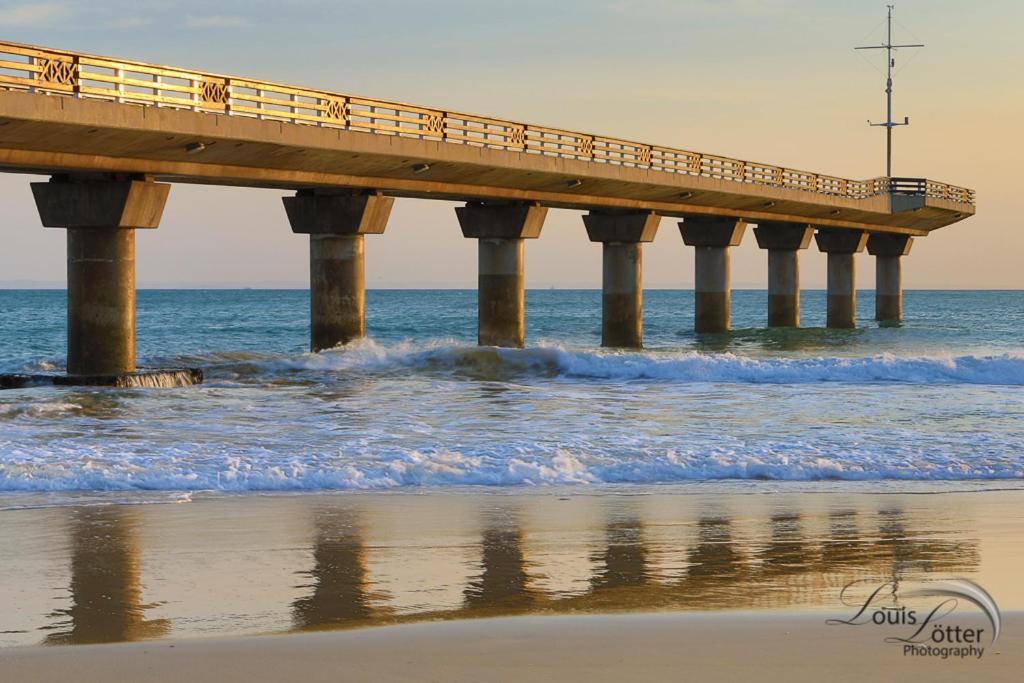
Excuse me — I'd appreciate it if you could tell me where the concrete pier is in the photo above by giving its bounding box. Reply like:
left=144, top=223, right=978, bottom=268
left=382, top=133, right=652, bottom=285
left=31, top=176, right=169, bottom=377
left=678, top=217, right=747, bottom=333
left=583, top=211, right=660, bottom=348
left=456, top=202, right=546, bottom=347
left=867, top=234, right=913, bottom=324
left=284, top=190, right=394, bottom=351
left=753, top=222, right=814, bottom=327
left=814, top=229, right=868, bottom=329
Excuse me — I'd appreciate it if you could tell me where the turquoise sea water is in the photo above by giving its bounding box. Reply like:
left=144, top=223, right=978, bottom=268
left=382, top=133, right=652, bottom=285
left=0, top=289, right=1022, bottom=496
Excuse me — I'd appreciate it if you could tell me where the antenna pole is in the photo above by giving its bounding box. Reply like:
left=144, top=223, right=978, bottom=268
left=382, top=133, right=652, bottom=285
left=886, top=5, right=893, bottom=176
left=855, top=5, right=924, bottom=177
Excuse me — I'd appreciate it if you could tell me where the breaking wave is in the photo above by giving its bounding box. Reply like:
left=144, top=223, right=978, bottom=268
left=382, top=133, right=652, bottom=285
left=201, top=340, right=1024, bottom=386
left=0, top=446, right=1022, bottom=493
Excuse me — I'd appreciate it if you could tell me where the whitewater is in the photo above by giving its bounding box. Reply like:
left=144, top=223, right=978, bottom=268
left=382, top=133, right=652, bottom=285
left=1, top=289, right=1022, bottom=496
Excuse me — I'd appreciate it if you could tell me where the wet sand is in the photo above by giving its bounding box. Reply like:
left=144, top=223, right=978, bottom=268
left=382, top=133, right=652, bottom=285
left=0, top=485, right=1021, bottom=678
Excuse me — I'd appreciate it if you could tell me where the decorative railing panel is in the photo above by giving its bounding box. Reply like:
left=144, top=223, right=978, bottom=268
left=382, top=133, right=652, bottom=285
left=0, top=41, right=975, bottom=206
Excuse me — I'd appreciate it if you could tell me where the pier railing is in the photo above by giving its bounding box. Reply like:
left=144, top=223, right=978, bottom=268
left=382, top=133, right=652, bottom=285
left=0, top=40, right=975, bottom=206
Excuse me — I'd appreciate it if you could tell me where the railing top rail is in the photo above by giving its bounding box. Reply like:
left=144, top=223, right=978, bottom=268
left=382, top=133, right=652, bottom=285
left=0, top=39, right=975, bottom=207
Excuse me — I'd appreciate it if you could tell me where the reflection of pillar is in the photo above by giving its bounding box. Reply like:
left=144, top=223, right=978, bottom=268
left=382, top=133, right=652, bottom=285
left=759, top=513, right=807, bottom=575
left=592, top=519, right=649, bottom=590
left=820, top=510, right=868, bottom=569
left=293, top=509, right=377, bottom=629
left=686, top=517, right=742, bottom=581
left=874, top=507, right=975, bottom=575
left=464, top=525, right=533, bottom=611
left=47, top=507, right=168, bottom=645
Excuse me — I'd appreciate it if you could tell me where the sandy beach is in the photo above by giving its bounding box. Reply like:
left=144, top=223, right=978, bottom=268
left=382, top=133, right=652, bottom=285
left=1, top=611, right=1019, bottom=682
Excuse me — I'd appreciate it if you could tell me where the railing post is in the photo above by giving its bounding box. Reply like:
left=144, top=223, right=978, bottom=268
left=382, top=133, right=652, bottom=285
left=152, top=73, right=161, bottom=108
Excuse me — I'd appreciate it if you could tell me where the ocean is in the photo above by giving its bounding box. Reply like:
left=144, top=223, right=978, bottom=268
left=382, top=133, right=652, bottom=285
left=0, top=289, right=1022, bottom=498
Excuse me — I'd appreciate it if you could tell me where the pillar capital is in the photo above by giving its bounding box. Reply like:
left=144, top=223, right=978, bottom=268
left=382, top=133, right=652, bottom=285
left=867, top=233, right=914, bottom=257
left=753, top=222, right=814, bottom=251
left=456, top=201, right=546, bottom=239
left=678, top=216, right=746, bottom=247
left=814, top=228, right=868, bottom=254
left=284, top=190, right=394, bottom=235
left=583, top=210, right=660, bottom=243
left=31, top=176, right=169, bottom=229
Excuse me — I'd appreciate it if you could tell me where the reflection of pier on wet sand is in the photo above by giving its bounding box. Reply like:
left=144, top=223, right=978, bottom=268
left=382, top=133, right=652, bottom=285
left=43, top=507, right=168, bottom=645
left=0, top=488, right=1004, bottom=647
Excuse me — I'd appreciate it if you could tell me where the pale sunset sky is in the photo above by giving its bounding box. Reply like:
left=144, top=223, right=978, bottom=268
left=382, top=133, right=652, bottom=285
left=0, top=0, right=1019, bottom=288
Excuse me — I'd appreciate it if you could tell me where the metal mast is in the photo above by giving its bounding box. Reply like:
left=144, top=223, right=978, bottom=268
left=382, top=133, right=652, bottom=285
left=855, top=5, right=923, bottom=177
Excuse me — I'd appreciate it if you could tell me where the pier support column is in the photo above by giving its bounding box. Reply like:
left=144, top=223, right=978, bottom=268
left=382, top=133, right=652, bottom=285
left=753, top=222, right=814, bottom=327
left=456, top=202, right=547, bottom=347
left=678, top=217, right=746, bottom=333
left=583, top=210, right=661, bottom=348
left=31, top=175, right=170, bottom=377
left=814, top=229, right=868, bottom=329
left=284, top=190, right=394, bottom=352
left=867, top=234, right=913, bottom=324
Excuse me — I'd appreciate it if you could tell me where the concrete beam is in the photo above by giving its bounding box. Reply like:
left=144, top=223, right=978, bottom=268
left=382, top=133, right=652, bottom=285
left=753, top=222, right=814, bottom=328
left=678, top=216, right=746, bottom=248
left=584, top=211, right=661, bottom=348
left=30, top=176, right=170, bottom=377
left=32, top=176, right=168, bottom=229
left=284, top=190, right=393, bottom=235
left=814, top=229, right=868, bottom=254
left=456, top=201, right=546, bottom=240
left=815, top=228, right=868, bottom=329
left=583, top=210, right=660, bottom=244
left=753, top=221, right=814, bottom=251
left=679, top=217, right=746, bottom=333
left=456, top=202, right=546, bottom=347
left=866, top=233, right=913, bottom=257
left=867, top=234, right=914, bottom=323
left=284, top=191, right=392, bottom=351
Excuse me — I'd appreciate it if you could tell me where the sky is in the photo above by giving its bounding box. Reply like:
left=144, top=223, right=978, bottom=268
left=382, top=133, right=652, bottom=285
left=0, top=0, right=1020, bottom=289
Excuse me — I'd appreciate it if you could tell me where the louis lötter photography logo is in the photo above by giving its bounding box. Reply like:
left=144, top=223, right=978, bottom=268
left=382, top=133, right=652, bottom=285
left=827, top=579, right=1001, bottom=659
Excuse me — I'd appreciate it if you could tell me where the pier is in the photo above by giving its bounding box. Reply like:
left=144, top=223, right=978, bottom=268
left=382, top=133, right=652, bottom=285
left=0, top=41, right=975, bottom=384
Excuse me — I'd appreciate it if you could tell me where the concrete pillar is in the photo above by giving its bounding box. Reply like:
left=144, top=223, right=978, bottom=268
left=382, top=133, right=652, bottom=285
left=678, top=217, right=746, bottom=333
left=477, top=238, right=525, bottom=347
left=583, top=211, right=660, bottom=348
left=867, top=234, right=913, bottom=324
left=814, top=229, right=868, bottom=329
left=284, top=190, right=393, bottom=351
left=753, top=222, right=814, bottom=327
left=456, top=202, right=546, bottom=347
left=310, top=235, right=365, bottom=348
left=31, top=176, right=170, bottom=377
